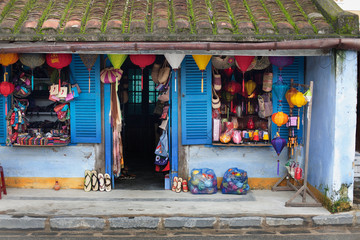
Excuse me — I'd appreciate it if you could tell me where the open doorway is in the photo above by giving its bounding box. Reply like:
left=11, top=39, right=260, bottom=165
left=115, top=57, right=165, bottom=190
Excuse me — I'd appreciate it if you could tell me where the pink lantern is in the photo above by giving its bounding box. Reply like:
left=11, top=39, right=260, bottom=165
left=234, top=56, right=255, bottom=94
left=130, top=55, right=156, bottom=90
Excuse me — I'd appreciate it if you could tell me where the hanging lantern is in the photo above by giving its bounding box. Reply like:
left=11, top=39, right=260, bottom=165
left=46, top=54, right=72, bottom=91
left=272, top=78, right=288, bottom=110
left=223, top=67, right=234, bottom=78
left=192, top=55, right=212, bottom=93
left=19, top=53, right=46, bottom=91
left=165, top=54, right=185, bottom=92
left=285, top=87, right=298, bottom=109
left=271, top=133, right=287, bottom=175
left=130, top=54, right=156, bottom=91
left=0, top=81, right=15, bottom=113
left=269, top=56, right=294, bottom=71
left=245, top=80, right=256, bottom=96
left=100, top=68, right=123, bottom=84
left=79, top=54, right=98, bottom=93
left=271, top=112, right=289, bottom=127
left=0, top=53, right=19, bottom=68
left=107, top=54, right=127, bottom=92
left=234, top=56, right=255, bottom=95
left=290, top=91, right=307, bottom=108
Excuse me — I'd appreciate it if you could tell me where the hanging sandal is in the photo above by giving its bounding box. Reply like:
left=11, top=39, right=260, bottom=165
left=104, top=173, right=112, bottom=192
left=91, top=170, right=99, bottom=191
left=176, top=178, right=183, bottom=193
left=182, top=179, right=188, bottom=193
left=172, top=177, right=178, bottom=192
left=84, top=170, right=92, bottom=192
left=98, top=173, right=105, bottom=192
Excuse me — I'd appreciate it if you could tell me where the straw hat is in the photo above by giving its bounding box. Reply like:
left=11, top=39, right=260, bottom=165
left=253, top=56, right=271, bottom=70
left=212, top=56, right=235, bottom=69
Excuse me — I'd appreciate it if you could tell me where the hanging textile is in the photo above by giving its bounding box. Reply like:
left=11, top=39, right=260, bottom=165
left=110, top=83, right=124, bottom=177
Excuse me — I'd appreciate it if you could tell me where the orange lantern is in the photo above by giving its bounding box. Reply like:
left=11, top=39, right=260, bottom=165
left=285, top=88, right=298, bottom=108
left=0, top=53, right=19, bottom=82
left=271, top=112, right=289, bottom=127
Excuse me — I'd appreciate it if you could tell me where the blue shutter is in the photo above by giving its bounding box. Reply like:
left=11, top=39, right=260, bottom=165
left=272, top=57, right=304, bottom=143
left=181, top=56, right=212, bottom=145
left=70, top=54, right=101, bottom=143
left=0, top=96, right=6, bottom=144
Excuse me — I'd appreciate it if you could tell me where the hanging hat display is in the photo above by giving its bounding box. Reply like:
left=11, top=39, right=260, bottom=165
left=192, top=55, right=212, bottom=93
left=79, top=54, right=98, bottom=93
left=211, top=56, right=235, bottom=70
left=130, top=54, right=156, bottom=91
left=46, top=54, right=72, bottom=91
left=19, top=53, right=45, bottom=91
left=253, top=56, right=271, bottom=70
left=164, top=54, right=185, bottom=92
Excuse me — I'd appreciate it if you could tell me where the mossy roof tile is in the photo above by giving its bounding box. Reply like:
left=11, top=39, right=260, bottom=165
left=0, top=0, right=356, bottom=42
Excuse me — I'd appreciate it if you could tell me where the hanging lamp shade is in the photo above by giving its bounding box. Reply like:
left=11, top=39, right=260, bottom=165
left=20, top=53, right=46, bottom=91
left=269, top=56, right=294, bottom=70
left=80, top=54, right=98, bottom=93
left=234, top=56, right=255, bottom=94
left=192, top=55, right=212, bottom=93
left=290, top=91, right=307, bottom=108
left=0, top=53, right=19, bottom=67
left=271, top=135, right=287, bottom=156
left=245, top=80, right=256, bottom=96
left=0, top=81, right=14, bottom=97
left=130, top=54, right=156, bottom=91
left=108, top=54, right=127, bottom=69
left=100, top=68, right=123, bottom=84
left=223, top=67, right=234, bottom=78
left=46, top=54, right=72, bottom=91
left=165, top=54, right=185, bottom=92
left=285, top=87, right=298, bottom=108
left=272, top=78, right=288, bottom=105
left=271, top=112, right=289, bottom=127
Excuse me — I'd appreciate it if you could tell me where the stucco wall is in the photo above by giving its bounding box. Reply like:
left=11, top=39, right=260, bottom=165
left=306, top=50, right=357, bottom=202
left=186, top=145, right=290, bottom=184
left=0, top=145, right=96, bottom=178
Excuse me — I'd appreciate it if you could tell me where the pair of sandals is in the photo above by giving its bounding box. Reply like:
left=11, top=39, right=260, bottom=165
left=171, top=176, right=188, bottom=193
left=84, top=170, right=111, bottom=192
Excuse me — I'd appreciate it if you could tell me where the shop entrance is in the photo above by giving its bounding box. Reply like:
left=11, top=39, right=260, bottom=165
left=115, top=59, right=164, bottom=190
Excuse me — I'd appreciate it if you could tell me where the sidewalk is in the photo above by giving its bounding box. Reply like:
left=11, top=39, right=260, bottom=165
left=0, top=188, right=358, bottom=231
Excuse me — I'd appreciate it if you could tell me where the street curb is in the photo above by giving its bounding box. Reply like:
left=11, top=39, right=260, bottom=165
left=0, top=213, right=359, bottom=230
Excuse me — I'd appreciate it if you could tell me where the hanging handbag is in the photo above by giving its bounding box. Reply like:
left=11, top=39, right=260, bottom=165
left=213, top=69, right=222, bottom=91
left=158, top=86, right=170, bottom=102
left=212, top=86, right=221, bottom=109
left=262, top=72, right=273, bottom=92
left=151, top=63, right=161, bottom=84
left=258, top=94, right=272, bottom=118
left=158, top=60, right=171, bottom=84
left=153, top=101, right=165, bottom=116
left=155, top=129, right=169, bottom=157
left=155, top=155, right=169, bottom=166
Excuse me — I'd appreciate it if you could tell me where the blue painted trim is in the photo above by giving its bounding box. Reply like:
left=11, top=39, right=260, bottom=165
left=104, top=84, right=112, bottom=185
left=170, top=70, right=178, bottom=180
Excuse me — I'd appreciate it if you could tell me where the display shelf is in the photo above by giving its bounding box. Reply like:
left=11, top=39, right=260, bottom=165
left=12, top=144, right=69, bottom=147
left=212, top=143, right=272, bottom=147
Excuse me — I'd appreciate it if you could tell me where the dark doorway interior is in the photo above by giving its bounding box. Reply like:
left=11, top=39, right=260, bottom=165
left=115, top=58, right=164, bottom=190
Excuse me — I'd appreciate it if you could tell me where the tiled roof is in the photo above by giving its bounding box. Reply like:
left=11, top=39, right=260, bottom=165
left=0, top=0, right=357, bottom=43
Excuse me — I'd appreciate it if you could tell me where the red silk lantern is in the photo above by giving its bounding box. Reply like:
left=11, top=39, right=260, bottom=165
left=234, top=56, right=255, bottom=94
left=271, top=112, right=289, bottom=127
left=46, top=54, right=72, bottom=91
left=223, top=67, right=234, bottom=78
left=0, top=81, right=15, bottom=113
left=130, top=55, right=156, bottom=90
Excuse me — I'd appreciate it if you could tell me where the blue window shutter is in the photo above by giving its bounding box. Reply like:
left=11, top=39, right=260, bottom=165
left=70, top=54, right=101, bottom=143
left=181, top=55, right=212, bottom=145
left=0, top=96, right=6, bottom=144
left=272, top=57, right=304, bottom=143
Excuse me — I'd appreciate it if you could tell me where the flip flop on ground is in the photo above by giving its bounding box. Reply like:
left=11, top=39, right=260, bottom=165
left=91, top=170, right=99, bottom=191
left=172, top=177, right=178, bottom=192
left=84, top=170, right=92, bottom=192
left=176, top=178, right=183, bottom=193
left=98, top=173, right=105, bottom=192
left=104, top=173, right=111, bottom=192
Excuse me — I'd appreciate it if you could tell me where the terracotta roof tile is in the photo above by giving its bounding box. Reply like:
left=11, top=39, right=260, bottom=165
left=0, top=0, right=354, bottom=42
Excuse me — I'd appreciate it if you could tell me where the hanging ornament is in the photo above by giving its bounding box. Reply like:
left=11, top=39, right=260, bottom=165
left=79, top=54, right=98, bottom=93
left=285, top=87, right=298, bottom=109
left=245, top=80, right=256, bottom=97
left=19, top=54, right=45, bottom=91
left=0, top=81, right=15, bottom=113
left=291, top=91, right=307, bottom=129
left=269, top=56, right=294, bottom=71
left=108, top=54, right=127, bottom=92
left=271, top=111, right=289, bottom=128
left=223, top=67, right=234, bottom=78
left=271, top=133, right=287, bottom=175
left=272, top=78, right=288, bottom=110
left=130, top=55, right=156, bottom=91
left=164, top=54, right=185, bottom=92
left=100, top=68, right=123, bottom=84
left=234, top=56, right=255, bottom=95
left=192, top=55, right=212, bottom=93
left=0, top=53, right=18, bottom=114
left=46, top=54, right=72, bottom=91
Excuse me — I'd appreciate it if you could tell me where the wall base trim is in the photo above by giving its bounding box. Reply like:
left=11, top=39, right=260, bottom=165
left=5, top=177, right=84, bottom=189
